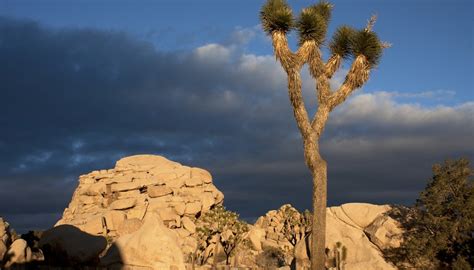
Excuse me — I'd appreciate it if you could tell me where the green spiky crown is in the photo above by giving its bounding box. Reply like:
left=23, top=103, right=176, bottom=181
left=351, top=30, right=383, bottom=66
left=329, top=25, right=356, bottom=59
left=260, top=0, right=384, bottom=66
left=260, top=0, right=294, bottom=34
left=297, top=5, right=329, bottom=45
left=296, top=1, right=333, bottom=45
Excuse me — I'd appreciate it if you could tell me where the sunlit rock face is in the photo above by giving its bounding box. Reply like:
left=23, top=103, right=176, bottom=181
left=324, top=203, right=401, bottom=270
left=1, top=217, right=41, bottom=267
left=0, top=217, right=11, bottom=264
left=56, top=154, right=224, bottom=257
left=248, top=203, right=402, bottom=270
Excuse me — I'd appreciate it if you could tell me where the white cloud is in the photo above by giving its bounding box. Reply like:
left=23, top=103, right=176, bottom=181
left=331, top=91, right=474, bottom=128
left=194, top=43, right=232, bottom=63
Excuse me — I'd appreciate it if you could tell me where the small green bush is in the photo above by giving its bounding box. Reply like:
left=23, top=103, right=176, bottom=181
left=256, top=246, right=286, bottom=269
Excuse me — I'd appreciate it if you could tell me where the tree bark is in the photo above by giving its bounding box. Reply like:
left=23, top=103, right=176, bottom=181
left=303, top=137, right=327, bottom=270
left=311, top=158, right=327, bottom=270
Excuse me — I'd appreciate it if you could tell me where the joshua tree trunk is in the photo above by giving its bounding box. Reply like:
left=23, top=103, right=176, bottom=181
left=301, top=119, right=329, bottom=269
left=309, top=151, right=327, bottom=270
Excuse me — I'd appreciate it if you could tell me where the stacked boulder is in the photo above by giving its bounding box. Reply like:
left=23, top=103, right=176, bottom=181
left=55, top=155, right=224, bottom=266
left=1, top=217, right=37, bottom=268
left=0, top=217, right=9, bottom=264
left=250, top=204, right=297, bottom=253
left=248, top=203, right=402, bottom=270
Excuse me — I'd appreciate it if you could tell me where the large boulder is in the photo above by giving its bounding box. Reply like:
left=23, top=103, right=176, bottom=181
left=38, top=225, right=107, bottom=266
left=3, top=239, right=32, bottom=268
left=0, top=217, right=10, bottom=247
left=56, top=154, right=224, bottom=254
left=0, top=241, right=6, bottom=262
left=247, top=227, right=266, bottom=251
left=101, top=211, right=185, bottom=269
left=0, top=217, right=9, bottom=261
left=364, top=214, right=403, bottom=250
left=326, top=203, right=400, bottom=270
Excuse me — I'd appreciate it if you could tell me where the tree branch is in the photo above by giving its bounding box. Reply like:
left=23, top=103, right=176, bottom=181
left=287, top=71, right=313, bottom=138
left=296, top=40, right=315, bottom=68
left=311, top=104, right=330, bottom=138
left=271, top=31, right=298, bottom=71
left=325, top=54, right=342, bottom=79
left=272, top=31, right=313, bottom=138
left=328, top=55, right=369, bottom=110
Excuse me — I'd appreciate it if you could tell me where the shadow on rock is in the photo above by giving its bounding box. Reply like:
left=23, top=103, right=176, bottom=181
left=380, top=205, right=416, bottom=264
left=38, top=224, right=115, bottom=268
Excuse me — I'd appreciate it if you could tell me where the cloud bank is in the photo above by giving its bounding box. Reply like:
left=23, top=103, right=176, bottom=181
left=1, top=17, right=472, bottom=231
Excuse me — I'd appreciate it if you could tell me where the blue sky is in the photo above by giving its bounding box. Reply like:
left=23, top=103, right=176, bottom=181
left=0, top=0, right=472, bottom=232
left=2, top=0, right=473, bottom=103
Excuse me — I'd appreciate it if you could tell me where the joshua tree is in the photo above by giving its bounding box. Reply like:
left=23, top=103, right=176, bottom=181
left=281, top=205, right=311, bottom=247
left=195, top=205, right=249, bottom=266
left=260, top=1, right=387, bottom=268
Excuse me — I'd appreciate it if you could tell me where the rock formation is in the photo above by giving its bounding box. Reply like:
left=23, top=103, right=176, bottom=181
left=0, top=217, right=10, bottom=262
left=101, top=211, right=186, bottom=269
left=3, top=239, right=32, bottom=268
left=324, top=203, right=401, bottom=270
left=30, top=154, right=402, bottom=269
left=56, top=154, right=224, bottom=266
left=248, top=203, right=402, bottom=270
left=1, top=217, right=40, bottom=268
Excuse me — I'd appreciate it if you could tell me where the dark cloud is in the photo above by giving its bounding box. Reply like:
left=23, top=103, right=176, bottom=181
left=1, top=17, right=473, bottom=232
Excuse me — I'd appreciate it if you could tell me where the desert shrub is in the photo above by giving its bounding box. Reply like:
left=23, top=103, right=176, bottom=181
left=256, top=246, right=286, bottom=269
left=195, top=205, right=249, bottom=266
left=385, top=158, right=473, bottom=269
left=281, top=205, right=312, bottom=247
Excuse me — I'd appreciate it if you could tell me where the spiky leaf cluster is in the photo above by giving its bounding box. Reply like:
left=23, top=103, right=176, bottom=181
left=260, top=0, right=294, bottom=34
left=310, top=1, right=332, bottom=23
left=329, top=25, right=356, bottom=59
left=296, top=2, right=332, bottom=45
left=350, top=30, right=383, bottom=66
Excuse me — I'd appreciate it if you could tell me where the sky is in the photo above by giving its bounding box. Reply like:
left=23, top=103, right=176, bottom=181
left=0, top=0, right=472, bottom=232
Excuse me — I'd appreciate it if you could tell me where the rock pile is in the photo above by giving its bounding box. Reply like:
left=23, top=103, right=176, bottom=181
left=250, top=204, right=299, bottom=253
left=248, top=203, right=402, bottom=270
left=0, top=217, right=10, bottom=264
left=55, top=155, right=224, bottom=264
left=1, top=217, right=40, bottom=268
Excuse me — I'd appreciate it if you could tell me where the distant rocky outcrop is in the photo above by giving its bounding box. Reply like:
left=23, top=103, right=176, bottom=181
left=1, top=217, right=43, bottom=268
left=55, top=154, right=224, bottom=267
left=0, top=217, right=10, bottom=263
left=248, top=203, right=402, bottom=270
